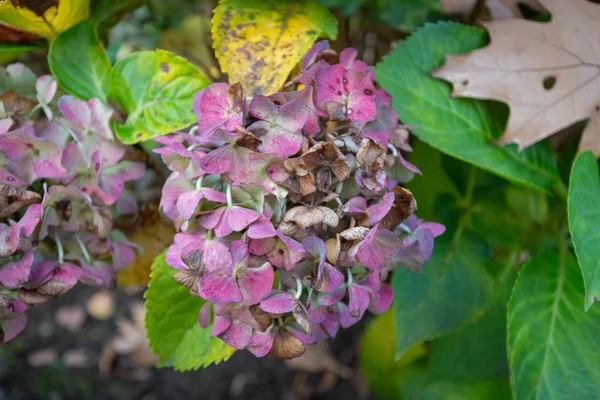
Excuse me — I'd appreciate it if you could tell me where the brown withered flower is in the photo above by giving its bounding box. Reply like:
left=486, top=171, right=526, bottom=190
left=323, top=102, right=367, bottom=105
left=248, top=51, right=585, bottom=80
left=269, top=329, right=306, bottom=359
left=380, top=186, right=417, bottom=230
left=355, top=138, right=387, bottom=192
left=283, top=205, right=339, bottom=229
left=302, top=142, right=350, bottom=192
left=266, top=158, right=316, bottom=196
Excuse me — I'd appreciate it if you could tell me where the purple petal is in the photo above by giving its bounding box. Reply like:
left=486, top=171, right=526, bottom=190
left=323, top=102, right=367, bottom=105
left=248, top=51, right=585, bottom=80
left=394, top=240, right=426, bottom=273
left=230, top=240, right=249, bottom=266
left=419, top=222, right=446, bottom=238
left=204, top=239, right=233, bottom=272
left=247, top=330, right=274, bottom=357
left=249, top=95, right=278, bottom=121
left=339, top=48, right=358, bottom=69
left=198, top=208, right=225, bottom=231
left=317, top=262, right=345, bottom=292
left=302, top=40, right=331, bottom=71
left=369, top=283, right=393, bottom=314
left=366, top=192, right=395, bottom=225
left=318, top=286, right=346, bottom=306
left=199, top=145, right=235, bottom=175
left=1, top=314, right=27, bottom=342
left=347, top=285, right=370, bottom=319
left=398, top=151, right=422, bottom=175
left=58, top=96, right=91, bottom=128
left=36, top=75, right=57, bottom=104
left=194, top=83, right=243, bottom=136
left=248, top=237, right=277, bottom=256
left=357, top=224, right=403, bottom=270
left=176, top=190, right=205, bottom=221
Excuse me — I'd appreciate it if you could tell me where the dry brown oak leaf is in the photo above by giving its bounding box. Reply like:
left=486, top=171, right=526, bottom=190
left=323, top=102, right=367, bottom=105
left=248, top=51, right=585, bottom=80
left=433, top=0, right=600, bottom=156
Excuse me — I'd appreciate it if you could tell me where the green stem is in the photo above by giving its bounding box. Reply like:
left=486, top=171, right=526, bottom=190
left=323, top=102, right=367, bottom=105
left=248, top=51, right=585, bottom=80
left=552, top=179, right=569, bottom=203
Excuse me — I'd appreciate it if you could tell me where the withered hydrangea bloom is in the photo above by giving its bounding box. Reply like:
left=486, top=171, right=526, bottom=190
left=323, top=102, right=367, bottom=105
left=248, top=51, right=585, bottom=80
left=0, top=65, right=149, bottom=342
left=158, top=43, right=445, bottom=359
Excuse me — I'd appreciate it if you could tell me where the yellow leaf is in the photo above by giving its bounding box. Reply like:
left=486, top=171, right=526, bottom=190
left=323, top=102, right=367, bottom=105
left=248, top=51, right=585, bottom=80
left=0, top=0, right=90, bottom=40
left=212, top=0, right=337, bottom=96
left=433, top=0, right=600, bottom=156
left=117, top=209, right=176, bottom=287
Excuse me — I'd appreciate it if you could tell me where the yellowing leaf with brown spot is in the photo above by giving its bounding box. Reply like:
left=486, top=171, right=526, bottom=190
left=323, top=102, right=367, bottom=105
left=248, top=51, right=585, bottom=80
left=433, top=0, right=600, bottom=156
left=0, top=0, right=90, bottom=40
left=212, top=0, right=337, bottom=96
left=117, top=211, right=176, bottom=287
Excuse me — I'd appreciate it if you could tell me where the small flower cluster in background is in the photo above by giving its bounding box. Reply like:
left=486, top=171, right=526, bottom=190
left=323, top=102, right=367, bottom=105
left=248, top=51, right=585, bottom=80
left=159, top=42, right=445, bottom=359
left=0, top=64, right=151, bottom=342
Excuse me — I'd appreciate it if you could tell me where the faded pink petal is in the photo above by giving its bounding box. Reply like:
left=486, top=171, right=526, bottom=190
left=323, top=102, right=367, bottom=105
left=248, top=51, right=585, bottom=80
left=1, top=314, right=27, bottom=342
left=237, top=261, right=274, bottom=306
left=0, top=222, right=19, bottom=257
left=219, top=321, right=252, bottom=349
left=366, top=192, right=395, bottom=225
left=199, top=269, right=242, bottom=303
left=0, top=251, right=33, bottom=288
left=211, top=316, right=232, bottom=337
left=193, top=82, right=243, bottom=136
left=369, top=283, right=393, bottom=314
left=260, top=291, right=295, bottom=314
left=357, top=224, right=402, bottom=270
left=347, top=285, right=370, bottom=319
left=199, top=303, right=212, bottom=328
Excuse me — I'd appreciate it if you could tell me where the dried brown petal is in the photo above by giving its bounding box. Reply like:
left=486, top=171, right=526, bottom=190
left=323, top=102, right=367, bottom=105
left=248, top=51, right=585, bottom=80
left=228, top=82, right=244, bottom=115
left=277, top=220, right=314, bottom=241
left=0, top=184, right=41, bottom=202
left=391, top=128, right=413, bottom=152
left=326, top=234, right=341, bottom=265
left=283, top=206, right=339, bottom=229
left=302, top=142, right=350, bottom=182
left=292, top=300, right=311, bottom=334
left=173, top=269, right=201, bottom=296
left=380, top=186, right=417, bottom=231
left=37, top=279, right=74, bottom=297
left=340, top=227, right=370, bottom=241
left=0, top=91, right=36, bottom=114
left=234, top=126, right=260, bottom=151
left=249, top=305, right=272, bottom=332
left=356, top=138, right=386, bottom=167
left=269, top=329, right=306, bottom=360
left=19, top=289, right=52, bottom=305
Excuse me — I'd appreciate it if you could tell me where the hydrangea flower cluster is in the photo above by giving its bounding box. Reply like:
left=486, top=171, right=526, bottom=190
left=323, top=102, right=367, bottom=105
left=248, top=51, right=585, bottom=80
left=159, top=42, right=445, bottom=359
left=0, top=64, right=148, bottom=342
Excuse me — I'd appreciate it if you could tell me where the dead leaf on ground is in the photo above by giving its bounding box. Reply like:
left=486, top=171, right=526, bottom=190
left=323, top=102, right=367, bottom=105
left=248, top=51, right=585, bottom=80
left=86, top=290, right=115, bottom=321
left=285, top=341, right=352, bottom=378
left=433, top=0, right=600, bottom=156
left=98, top=302, right=158, bottom=377
left=55, top=305, right=86, bottom=332
left=116, top=208, right=175, bottom=287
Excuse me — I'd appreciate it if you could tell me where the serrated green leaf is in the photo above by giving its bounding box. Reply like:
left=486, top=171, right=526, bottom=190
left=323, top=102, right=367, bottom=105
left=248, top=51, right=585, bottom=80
left=48, top=20, right=111, bottom=102
left=212, top=0, right=337, bottom=96
left=392, top=235, right=496, bottom=359
left=507, top=251, right=600, bottom=400
left=374, top=22, right=559, bottom=191
left=568, top=151, right=600, bottom=311
left=144, top=251, right=235, bottom=370
left=109, top=49, right=211, bottom=144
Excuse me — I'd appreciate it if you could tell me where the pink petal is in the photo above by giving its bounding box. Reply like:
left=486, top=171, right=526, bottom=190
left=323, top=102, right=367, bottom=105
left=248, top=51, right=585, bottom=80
left=211, top=316, right=232, bottom=337
left=249, top=95, right=277, bottom=121
left=237, top=262, right=274, bottom=306
left=367, top=192, right=395, bottom=225
left=249, top=237, right=277, bottom=256
left=199, top=145, right=235, bottom=175
left=199, top=269, right=242, bottom=303
left=357, top=224, right=402, bottom=270
left=247, top=218, right=277, bottom=239
left=1, top=314, right=27, bottom=342
left=369, top=283, right=393, bottom=314
left=176, top=190, right=205, bottom=221
left=18, top=204, right=42, bottom=237
left=223, top=206, right=261, bottom=233
left=204, top=239, right=233, bottom=272
left=347, top=285, right=370, bottom=319
left=0, top=251, right=33, bottom=288
left=230, top=240, right=249, bottom=266
left=219, top=321, right=252, bottom=349
left=260, top=291, right=295, bottom=314
left=198, top=208, right=226, bottom=231
left=58, top=96, right=91, bottom=128
left=199, top=303, right=212, bottom=329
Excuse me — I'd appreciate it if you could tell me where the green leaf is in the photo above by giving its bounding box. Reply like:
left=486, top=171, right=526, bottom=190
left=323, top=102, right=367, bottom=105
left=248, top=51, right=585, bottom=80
left=359, top=310, right=428, bottom=400
left=48, top=20, right=111, bottom=102
left=568, top=151, right=600, bottom=311
left=406, top=379, right=511, bottom=400
left=109, top=49, right=211, bottom=144
left=91, top=0, right=146, bottom=28
left=318, top=0, right=365, bottom=15
left=405, top=140, right=460, bottom=222
left=378, top=0, right=442, bottom=31
left=144, top=251, right=235, bottom=370
left=392, top=235, right=496, bottom=359
left=0, top=42, right=42, bottom=65
left=507, top=251, right=600, bottom=399
left=374, top=22, right=559, bottom=191
left=212, top=0, right=337, bottom=96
